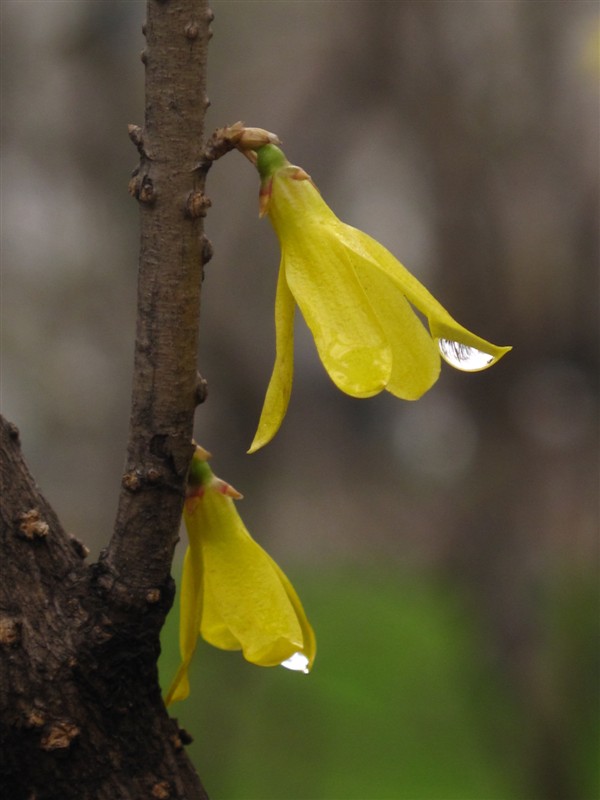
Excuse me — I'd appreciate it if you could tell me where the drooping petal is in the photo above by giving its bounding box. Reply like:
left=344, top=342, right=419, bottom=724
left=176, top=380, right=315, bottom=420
left=249, top=143, right=510, bottom=448
left=283, top=226, right=392, bottom=398
left=165, top=450, right=315, bottom=706
left=200, top=582, right=245, bottom=652
left=164, top=519, right=204, bottom=706
left=265, top=165, right=393, bottom=396
left=266, top=555, right=316, bottom=670
left=198, top=490, right=310, bottom=668
left=351, top=256, right=441, bottom=399
left=248, top=262, right=296, bottom=454
left=337, top=223, right=512, bottom=368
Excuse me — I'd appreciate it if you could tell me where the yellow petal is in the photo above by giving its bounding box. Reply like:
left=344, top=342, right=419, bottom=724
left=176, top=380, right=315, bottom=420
left=338, top=224, right=511, bottom=368
left=199, top=585, right=244, bottom=652
left=352, top=258, right=440, bottom=399
left=164, top=661, right=192, bottom=707
left=165, top=460, right=315, bottom=705
left=164, top=534, right=203, bottom=706
left=198, top=490, right=309, bottom=667
left=266, top=164, right=331, bottom=231
left=266, top=167, right=392, bottom=397
left=248, top=262, right=296, bottom=454
left=283, top=230, right=392, bottom=397
left=266, top=555, right=316, bottom=670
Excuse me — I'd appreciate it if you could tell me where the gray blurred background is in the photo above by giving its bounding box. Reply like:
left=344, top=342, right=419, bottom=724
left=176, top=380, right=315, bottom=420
left=2, top=2, right=598, bottom=799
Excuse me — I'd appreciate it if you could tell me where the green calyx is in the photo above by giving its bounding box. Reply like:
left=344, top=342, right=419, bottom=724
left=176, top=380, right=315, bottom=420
left=256, top=144, right=289, bottom=181
left=188, top=457, right=212, bottom=492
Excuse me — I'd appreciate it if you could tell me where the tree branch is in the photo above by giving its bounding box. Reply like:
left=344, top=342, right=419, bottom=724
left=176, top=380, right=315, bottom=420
left=103, top=0, right=212, bottom=597
left=1, top=1, right=214, bottom=797
left=0, top=414, right=209, bottom=799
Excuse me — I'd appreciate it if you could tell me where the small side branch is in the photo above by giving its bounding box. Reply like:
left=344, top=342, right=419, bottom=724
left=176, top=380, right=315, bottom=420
left=198, top=121, right=282, bottom=174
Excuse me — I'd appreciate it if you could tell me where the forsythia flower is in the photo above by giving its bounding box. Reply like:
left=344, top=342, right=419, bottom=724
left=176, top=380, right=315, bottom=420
left=165, top=446, right=316, bottom=706
left=247, top=144, right=511, bottom=453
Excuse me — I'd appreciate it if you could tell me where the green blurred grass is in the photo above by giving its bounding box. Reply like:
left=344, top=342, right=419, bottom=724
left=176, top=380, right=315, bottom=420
left=159, top=564, right=597, bottom=800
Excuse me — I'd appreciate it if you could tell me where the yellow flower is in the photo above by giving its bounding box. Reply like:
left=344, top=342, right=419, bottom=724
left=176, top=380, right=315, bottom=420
left=247, top=144, right=511, bottom=453
left=165, top=446, right=316, bottom=706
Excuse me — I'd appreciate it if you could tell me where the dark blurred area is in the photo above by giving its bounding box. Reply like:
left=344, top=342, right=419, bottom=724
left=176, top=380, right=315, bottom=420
left=2, top=2, right=598, bottom=799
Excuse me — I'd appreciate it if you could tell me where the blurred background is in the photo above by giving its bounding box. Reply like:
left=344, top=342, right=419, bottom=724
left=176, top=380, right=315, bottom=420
left=2, top=2, right=598, bottom=799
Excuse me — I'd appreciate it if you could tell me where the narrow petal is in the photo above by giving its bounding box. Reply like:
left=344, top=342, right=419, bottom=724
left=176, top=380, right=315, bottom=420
left=266, top=555, right=316, bottom=670
left=248, top=263, right=295, bottom=453
left=164, top=527, right=204, bottom=706
left=337, top=224, right=512, bottom=367
left=164, top=661, right=192, bottom=707
left=352, top=259, right=441, bottom=399
left=199, top=491, right=307, bottom=667
left=283, top=227, right=392, bottom=398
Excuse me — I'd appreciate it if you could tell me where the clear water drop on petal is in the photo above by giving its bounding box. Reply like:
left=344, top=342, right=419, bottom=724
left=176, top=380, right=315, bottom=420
left=280, top=652, right=310, bottom=673
left=437, top=338, right=497, bottom=372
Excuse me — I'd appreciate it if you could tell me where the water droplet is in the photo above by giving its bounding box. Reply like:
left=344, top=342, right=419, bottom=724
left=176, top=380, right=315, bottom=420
left=280, top=652, right=310, bottom=674
left=437, top=339, right=497, bottom=372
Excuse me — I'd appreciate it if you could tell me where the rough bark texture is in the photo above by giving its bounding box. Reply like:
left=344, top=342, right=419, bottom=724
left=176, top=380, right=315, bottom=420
left=0, top=1, right=212, bottom=797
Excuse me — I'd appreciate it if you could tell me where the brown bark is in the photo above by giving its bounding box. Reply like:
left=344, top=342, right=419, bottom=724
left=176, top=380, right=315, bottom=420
left=1, top=1, right=213, bottom=797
